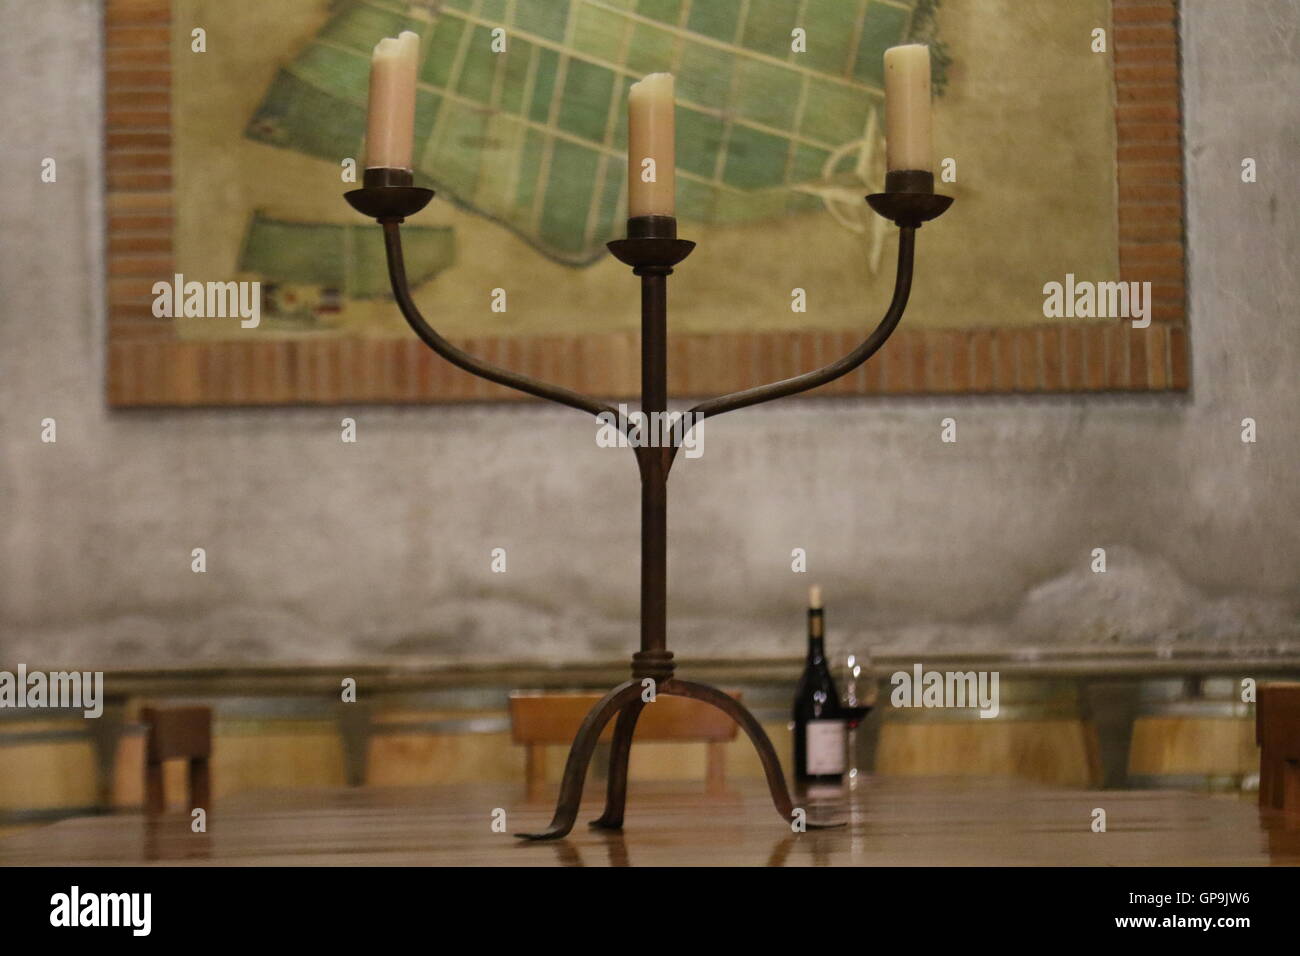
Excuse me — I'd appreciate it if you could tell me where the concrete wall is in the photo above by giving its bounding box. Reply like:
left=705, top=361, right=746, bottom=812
left=2, top=1, right=1297, bottom=669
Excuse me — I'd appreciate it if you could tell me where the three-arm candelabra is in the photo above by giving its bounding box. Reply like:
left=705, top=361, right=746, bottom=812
left=346, top=166, right=951, bottom=840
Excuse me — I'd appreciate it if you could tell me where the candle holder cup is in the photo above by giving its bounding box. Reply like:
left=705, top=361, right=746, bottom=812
left=343, top=176, right=951, bottom=840
left=868, top=170, right=954, bottom=227
left=344, top=167, right=435, bottom=222
left=606, top=215, right=695, bottom=273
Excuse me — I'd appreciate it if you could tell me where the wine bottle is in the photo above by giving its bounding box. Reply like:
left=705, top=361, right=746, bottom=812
left=792, top=584, right=845, bottom=783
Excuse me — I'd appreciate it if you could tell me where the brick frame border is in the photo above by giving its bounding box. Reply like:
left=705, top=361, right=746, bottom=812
left=105, top=0, right=1187, bottom=407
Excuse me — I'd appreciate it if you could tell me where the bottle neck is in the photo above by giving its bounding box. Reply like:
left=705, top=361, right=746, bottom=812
left=806, top=608, right=825, bottom=662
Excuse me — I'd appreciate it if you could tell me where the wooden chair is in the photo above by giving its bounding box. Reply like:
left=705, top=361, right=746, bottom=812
left=1257, top=683, right=1300, bottom=813
left=141, top=705, right=212, bottom=816
left=509, top=691, right=741, bottom=801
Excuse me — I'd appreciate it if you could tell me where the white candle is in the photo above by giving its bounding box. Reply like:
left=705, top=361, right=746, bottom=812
left=627, top=73, right=676, bottom=217
left=883, top=44, right=932, bottom=173
left=365, top=30, right=420, bottom=171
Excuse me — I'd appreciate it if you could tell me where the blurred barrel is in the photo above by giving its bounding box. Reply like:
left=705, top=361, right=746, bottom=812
left=1126, top=676, right=1257, bottom=791
left=874, top=677, right=1101, bottom=787
left=0, top=712, right=108, bottom=834
left=365, top=689, right=515, bottom=786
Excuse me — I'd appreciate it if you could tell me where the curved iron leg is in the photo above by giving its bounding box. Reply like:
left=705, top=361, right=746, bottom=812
left=515, top=680, right=644, bottom=841
left=661, top=678, right=843, bottom=830
left=590, top=699, right=646, bottom=829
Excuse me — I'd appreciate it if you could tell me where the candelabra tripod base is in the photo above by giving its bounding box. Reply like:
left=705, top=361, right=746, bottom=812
left=514, top=672, right=845, bottom=841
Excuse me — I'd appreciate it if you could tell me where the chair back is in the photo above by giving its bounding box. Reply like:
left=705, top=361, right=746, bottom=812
left=1258, top=683, right=1300, bottom=813
left=141, top=705, right=212, bottom=816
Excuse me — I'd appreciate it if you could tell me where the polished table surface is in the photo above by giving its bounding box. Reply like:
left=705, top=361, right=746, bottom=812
left=3, top=778, right=1298, bottom=866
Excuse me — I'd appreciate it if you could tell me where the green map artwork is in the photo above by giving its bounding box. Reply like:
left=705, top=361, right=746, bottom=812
left=173, top=0, right=1117, bottom=342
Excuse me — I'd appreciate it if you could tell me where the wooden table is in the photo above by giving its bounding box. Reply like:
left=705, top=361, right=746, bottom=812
left=2, top=779, right=1297, bottom=866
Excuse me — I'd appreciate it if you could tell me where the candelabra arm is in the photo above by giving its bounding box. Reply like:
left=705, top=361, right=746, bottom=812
left=686, top=226, right=916, bottom=422
left=382, top=221, right=620, bottom=422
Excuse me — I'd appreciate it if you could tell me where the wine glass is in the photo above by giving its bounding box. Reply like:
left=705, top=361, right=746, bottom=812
left=837, top=644, right=874, bottom=782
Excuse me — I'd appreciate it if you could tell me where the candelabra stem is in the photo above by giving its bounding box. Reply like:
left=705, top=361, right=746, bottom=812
left=638, top=270, right=669, bottom=667
left=639, top=458, right=668, bottom=661
left=640, top=273, right=668, bottom=413
left=614, top=218, right=693, bottom=682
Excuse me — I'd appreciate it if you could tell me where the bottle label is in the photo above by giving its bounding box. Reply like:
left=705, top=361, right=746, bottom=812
left=805, top=719, right=845, bottom=775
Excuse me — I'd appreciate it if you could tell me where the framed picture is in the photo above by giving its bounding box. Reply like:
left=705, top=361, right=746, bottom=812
left=105, top=0, right=1187, bottom=406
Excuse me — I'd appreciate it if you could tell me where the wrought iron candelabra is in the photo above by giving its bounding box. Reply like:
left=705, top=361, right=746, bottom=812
left=346, top=166, right=951, bottom=840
